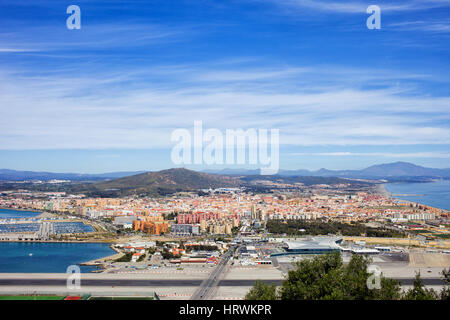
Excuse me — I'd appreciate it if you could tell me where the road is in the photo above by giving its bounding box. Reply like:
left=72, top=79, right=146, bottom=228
left=191, top=245, right=236, bottom=300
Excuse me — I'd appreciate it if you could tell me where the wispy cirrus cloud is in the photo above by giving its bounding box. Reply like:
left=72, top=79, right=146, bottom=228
left=190, top=67, right=310, bottom=82
left=265, top=0, right=450, bottom=14
left=0, top=48, right=38, bottom=52
left=1, top=60, right=449, bottom=150
left=0, top=22, right=190, bottom=54
left=389, top=20, right=450, bottom=33
left=292, top=152, right=450, bottom=158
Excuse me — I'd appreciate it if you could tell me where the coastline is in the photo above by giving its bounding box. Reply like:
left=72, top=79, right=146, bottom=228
left=80, top=245, right=123, bottom=268
left=0, top=239, right=117, bottom=243
left=0, top=206, right=42, bottom=213
left=0, top=207, right=58, bottom=220
left=0, top=242, right=117, bottom=274
left=378, top=182, right=449, bottom=213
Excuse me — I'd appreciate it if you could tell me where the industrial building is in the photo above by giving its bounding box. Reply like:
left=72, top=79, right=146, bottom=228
left=270, top=237, right=384, bottom=257
left=271, top=237, right=342, bottom=257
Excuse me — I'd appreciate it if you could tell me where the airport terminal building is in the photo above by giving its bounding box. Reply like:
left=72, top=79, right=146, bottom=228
left=270, top=237, right=382, bottom=257
left=271, top=237, right=342, bottom=257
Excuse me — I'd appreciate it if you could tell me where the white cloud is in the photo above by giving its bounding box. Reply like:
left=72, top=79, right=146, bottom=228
left=0, top=23, right=188, bottom=53
left=292, top=152, right=450, bottom=158
left=0, top=62, right=449, bottom=149
left=267, top=0, right=450, bottom=14
left=191, top=68, right=309, bottom=82
left=389, top=20, right=450, bottom=33
left=0, top=48, right=37, bottom=53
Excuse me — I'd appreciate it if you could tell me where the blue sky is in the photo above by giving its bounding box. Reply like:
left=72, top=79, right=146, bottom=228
left=0, top=0, right=449, bottom=173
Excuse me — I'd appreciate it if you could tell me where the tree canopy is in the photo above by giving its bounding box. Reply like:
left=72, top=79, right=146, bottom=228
left=245, top=252, right=448, bottom=300
left=266, top=219, right=405, bottom=238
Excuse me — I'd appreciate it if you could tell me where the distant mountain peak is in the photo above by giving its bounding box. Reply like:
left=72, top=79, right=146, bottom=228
left=88, top=167, right=242, bottom=196
left=202, top=162, right=450, bottom=179
left=1, top=161, right=449, bottom=184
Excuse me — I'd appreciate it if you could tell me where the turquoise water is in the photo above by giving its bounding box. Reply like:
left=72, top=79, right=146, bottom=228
left=0, top=208, right=40, bottom=219
left=0, top=242, right=115, bottom=273
left=385, top=180, right=450, bottom=211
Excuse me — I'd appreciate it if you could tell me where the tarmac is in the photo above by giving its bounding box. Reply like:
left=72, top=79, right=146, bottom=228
left=0, top=251, right=448, bottom=299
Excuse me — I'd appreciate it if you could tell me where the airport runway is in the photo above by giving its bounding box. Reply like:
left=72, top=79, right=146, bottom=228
left=0, top=278, right=446, bottom=286
left=191, top=245, right=236, bottom=299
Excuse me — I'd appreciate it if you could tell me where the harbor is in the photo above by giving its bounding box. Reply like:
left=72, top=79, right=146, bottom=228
left=0, top=209, right=96, bottom=242
left=0, top=222, right=94, bottom=241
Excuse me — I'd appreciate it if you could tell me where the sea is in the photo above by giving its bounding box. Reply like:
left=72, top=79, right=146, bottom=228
left=0, top=242, right=115, bottom=273
left=385, top=179, right=450, bottom=211
left=0, top=208, right=114, bottom=273
left=0, top=208, right=40, bottom=219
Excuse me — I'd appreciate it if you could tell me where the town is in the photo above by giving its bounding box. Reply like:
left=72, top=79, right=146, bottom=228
left=0, top=184, right=447, bottom=241
left=0, top=180, right=449, bottom=299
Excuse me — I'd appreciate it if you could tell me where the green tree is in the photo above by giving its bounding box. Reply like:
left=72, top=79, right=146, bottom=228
left=279, top=252, right=344, bottom=300
left=439, top=268, right=450, bottom=300
left=403, top=272, right=438, bottom=300
left=114, top=252, right=133, bottom=262
left=137, top=254, right=146, bottom=262
left=245, top=281, right=278, bottom=300
left=340, top=254, right=373, bottom=299
left=252, top=252, right=403, bottom=300
left=160, top=248, right=181, bottom=260
left=442, top=268, right=450, bottom=284
left=245, top=252, right=449, bottom=300
left=376, top=277, right=403, bottom=300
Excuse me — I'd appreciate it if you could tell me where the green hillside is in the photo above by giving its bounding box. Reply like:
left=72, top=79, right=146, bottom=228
left=79, top=168, right=242, bottom=197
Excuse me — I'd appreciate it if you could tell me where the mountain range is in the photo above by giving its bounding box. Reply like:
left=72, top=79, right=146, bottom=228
left=1, top=162, right=449, bottom=183
left=204, top=162, right=450, bottom=179
left=74, top=168, right=365, bottom=197
left=0, top=169, right=145, bottom=181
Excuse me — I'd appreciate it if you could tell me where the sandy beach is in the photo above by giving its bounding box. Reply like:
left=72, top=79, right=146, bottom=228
left=80, top=246, right=123, bottom=267
left=34, top=211, right=58, bottom=219
left=375, top=183, right=391, bottom=197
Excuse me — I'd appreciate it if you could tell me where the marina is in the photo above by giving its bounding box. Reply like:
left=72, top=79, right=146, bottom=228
left=0, top=209, right=95, bottom=241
